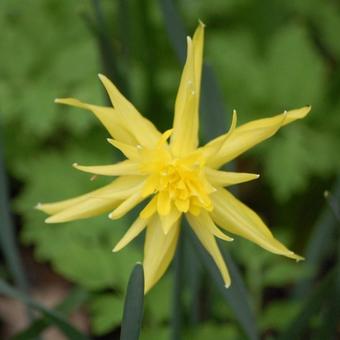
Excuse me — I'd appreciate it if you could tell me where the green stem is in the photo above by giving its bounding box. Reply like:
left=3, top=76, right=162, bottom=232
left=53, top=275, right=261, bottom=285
left=171, top=229, right=184, bottom=340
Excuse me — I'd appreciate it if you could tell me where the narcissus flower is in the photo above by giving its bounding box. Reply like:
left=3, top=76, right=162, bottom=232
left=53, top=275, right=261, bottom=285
left=37, top=23, right=309, bottom=293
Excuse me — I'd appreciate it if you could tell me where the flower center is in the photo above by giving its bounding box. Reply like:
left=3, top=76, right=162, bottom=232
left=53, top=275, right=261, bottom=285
left=138, top=131, right=215, bottom=218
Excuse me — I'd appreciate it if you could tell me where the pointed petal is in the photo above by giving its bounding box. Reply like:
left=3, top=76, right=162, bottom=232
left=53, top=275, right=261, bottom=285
left=139, top=196, right=157, bottom=219
left=211, top=188, right=304, bottom=261
left=37, top=176, right=142, bottom=215
left=159, top=207, right=181, bottom=234
left=186, top=213, right=231, bottom=287
left=45, top=196, right=117, bottom=224
left=109, top=189, right=145, bottom=220
left=98, top=74, right=161, bottom=147
left=143, top=216, right=180, bottom=293
left=73, top=160, right=140, bottom=176
left=187, top=211, right=233, bottom=242
left=204, top=106, right=311, bottom=168
left=202, top=109, right=238, bottom=160
left=107, top=138, right=141, bottom=160
left=113, top=217, right=147, bottom=252
left=157, top=191, right=171, bottom=216
left=55, top=98, right=137, bottom=144
left=171, top=23, right=204, bottom=156
left=205, top=168, right=260, bottom=187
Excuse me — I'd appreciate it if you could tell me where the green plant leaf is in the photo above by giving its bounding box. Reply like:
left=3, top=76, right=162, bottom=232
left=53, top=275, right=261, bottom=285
left=120, top=263, right=145, bottom=340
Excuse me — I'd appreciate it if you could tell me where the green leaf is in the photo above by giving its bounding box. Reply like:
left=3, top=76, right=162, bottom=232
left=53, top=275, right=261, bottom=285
left=0, top=279, right=89, bottom=340
left=120, top=263, right=145, bottom=340
left=90, top=293, right=124, bottom=336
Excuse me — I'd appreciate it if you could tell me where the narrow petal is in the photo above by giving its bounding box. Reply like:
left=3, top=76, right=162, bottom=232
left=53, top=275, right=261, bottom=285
left=170, top=23, right=204, bottom=157
left=187, top=211, right=233, bottom=242
left=205, top=167, right=259, bottom=187
left=109, top=189, right=145, bottom=220
left=204, top=106, right=311, bottom=168
left=186, top=213, right=231, bottom=287
left=98, top=74, right=161, bottom=147
left=113, top=217, right=147, bottom=252
left=202, top=109, right=237, bottom=160
left=211, top=188, right=304, bottom=261
left=45, top=196, right=117, bottom=224
left=140, top=196, right=157, bottom=219
left=73, top=160, right=140, bottom=176
left=143, top=216, right=180, bottom=293
left=107, top=138, right=141, bottom=160
left=157, top=191, right=171, bottom=216
left=159, top=206, right=181, bottom=234
left=55, top=98, right=137, bottom=144
left=37, top=176, right=142, bottom=215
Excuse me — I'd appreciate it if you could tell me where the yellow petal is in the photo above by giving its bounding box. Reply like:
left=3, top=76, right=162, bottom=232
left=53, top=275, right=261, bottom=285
left=211, top=188, right=304, bottom=261
left=98, top=74, right=161, bottom=147
left=159, top=207, right=181, bottom=234
left=187, top=211, right=233, bottom=242
left=143, top=216, right=180, bottom=293
left=204, top=106, right=311, bottom=168
left=37, top=176, right=142, bottom=215
left=157, top=191, right=171, bottom=216
left=113, top=217, right=147, bottom=252
left=205, top=167, right=259, bottom=187
left=45, top=197, right=116, bottom=224
left=186, top=213, right=231, bottom=287
left=73, top=160, right=140, bottom=176
left=140, top=196, right=157, bottom=219
left=107, top=138, right=141, bottom=160
left=55, top=98, right=137, bottom=144
left=109, top=190, right=144, bottom=220
left=202, top=109, right=238, bottom=160
left=170, top=22, right=204, bottom=157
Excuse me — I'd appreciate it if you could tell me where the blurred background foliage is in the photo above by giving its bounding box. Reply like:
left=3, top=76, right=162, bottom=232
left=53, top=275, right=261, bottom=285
left=0, top=0, right=339, bottom=339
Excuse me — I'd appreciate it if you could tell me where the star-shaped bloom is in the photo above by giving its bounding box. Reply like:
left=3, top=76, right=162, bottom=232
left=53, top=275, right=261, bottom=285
left=37, top=23, right=309, bottom=293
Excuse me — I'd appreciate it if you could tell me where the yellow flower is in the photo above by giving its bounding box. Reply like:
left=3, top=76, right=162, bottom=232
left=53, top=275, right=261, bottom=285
left=37, top=23, right=309, bottom=293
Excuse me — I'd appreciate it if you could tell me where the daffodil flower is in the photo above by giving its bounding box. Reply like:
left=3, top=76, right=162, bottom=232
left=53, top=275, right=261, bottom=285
left=37, top=23, right=309, bottom=293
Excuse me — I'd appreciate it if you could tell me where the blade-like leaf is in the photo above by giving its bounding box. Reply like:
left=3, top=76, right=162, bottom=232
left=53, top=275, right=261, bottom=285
left=120, top=263, right=145, bottom=340
left=279, top=270, right=335, bottom=340
left=0, top=280, right=89, bottom=340
left=294, top=177, right=340, bottom=297
left=13, top=287, right=88, bottom=340
left=171, top=231, right=184, bottom=340
left=187, top=226, right=258, bottom=340
left=0, top=129, right=29, bottom=294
